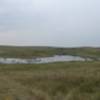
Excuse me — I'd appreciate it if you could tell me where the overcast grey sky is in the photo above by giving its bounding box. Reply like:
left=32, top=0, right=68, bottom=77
left=0, top=0, right=100, bottom=47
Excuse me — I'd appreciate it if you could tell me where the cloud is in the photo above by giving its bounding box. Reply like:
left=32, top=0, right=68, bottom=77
left=0, top=0, right=100, bottom=47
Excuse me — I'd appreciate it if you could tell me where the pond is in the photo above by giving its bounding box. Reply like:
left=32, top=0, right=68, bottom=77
left=0, top=55, right=93, bottom=64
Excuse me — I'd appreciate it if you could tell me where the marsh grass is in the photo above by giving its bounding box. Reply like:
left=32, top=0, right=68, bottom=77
left=0, top=61, right=100, bottom=99
left=0, top=46, right=100, bottom=59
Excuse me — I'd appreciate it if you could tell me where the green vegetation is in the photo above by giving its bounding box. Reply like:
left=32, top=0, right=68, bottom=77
left=0, top=61, right=100, bottom=100
left=0, top=46, right=100, bottom=59
left=0, top=46, right=100, bottom=99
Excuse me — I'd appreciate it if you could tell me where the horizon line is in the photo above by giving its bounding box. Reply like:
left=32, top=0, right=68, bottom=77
left=0, top=44, right=99, bottom=48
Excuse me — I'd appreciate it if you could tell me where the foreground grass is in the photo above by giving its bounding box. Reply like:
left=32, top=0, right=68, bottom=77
left=0, top=46, right=100, bottom=59
left=0, top=61, right=100, bottom=100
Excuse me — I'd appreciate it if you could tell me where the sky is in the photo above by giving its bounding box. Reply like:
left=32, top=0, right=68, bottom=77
left=0, top=0, right=100, bottom=47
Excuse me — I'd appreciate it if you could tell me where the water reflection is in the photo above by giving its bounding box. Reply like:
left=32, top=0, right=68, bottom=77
left=0, top=55, right=93, bottom=64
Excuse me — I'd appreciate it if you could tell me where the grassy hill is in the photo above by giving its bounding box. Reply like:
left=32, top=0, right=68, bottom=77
left=0, top=46, right=99, bottom=59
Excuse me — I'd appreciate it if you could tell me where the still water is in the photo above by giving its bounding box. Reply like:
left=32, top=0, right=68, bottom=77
left=0, top=55, right=92, bottom=64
